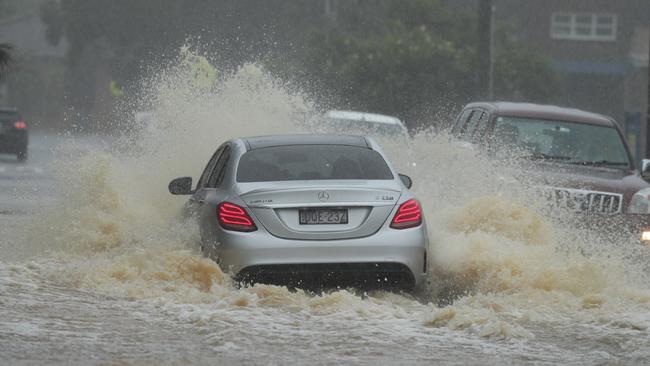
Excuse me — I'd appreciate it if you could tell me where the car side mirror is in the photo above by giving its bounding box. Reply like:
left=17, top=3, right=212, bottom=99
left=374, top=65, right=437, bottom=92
left=399, top=173, right=412, bottom=189
left=168, top=176, right=193, bottom=195
left=642, top=159, right=650, bottom=181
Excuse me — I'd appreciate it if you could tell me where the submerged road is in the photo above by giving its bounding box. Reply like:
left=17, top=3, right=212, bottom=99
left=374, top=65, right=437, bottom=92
left=1, top=132, right=650, bottom=365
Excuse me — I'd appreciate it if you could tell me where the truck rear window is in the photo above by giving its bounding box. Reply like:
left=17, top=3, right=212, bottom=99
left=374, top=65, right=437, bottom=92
left=237, top=145, right=394, bottom=182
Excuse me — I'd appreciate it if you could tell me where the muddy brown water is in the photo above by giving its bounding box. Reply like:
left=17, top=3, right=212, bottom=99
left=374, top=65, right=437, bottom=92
left=2, top=61, right=650, bottom=365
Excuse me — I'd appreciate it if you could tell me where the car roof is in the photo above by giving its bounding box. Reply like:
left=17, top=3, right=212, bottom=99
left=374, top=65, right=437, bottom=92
left=325, top=110, right=404, bottom=126
left=465, top=101, right=615, bottom=127
left=242, top=134, right=370, bottom=150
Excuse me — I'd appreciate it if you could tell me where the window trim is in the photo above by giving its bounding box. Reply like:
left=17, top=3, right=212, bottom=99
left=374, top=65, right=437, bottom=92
left=452, top=109, right=472, bottom=135
left=550, top=12, right=617, bottom=42
left=473, top=110, right=491, bottom=141
left=460, top=109, right=483, bottom=141
left=207, top=145, right=231, bottom=188
left=197, top=146, right=225, bottom=190
left=235, top=144, right=394, bottom=182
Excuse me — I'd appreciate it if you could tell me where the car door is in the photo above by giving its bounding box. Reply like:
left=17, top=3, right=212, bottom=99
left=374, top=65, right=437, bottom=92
left=186, top=145, right=225, bottom=215
left=196, top=144, right=233, bottom=242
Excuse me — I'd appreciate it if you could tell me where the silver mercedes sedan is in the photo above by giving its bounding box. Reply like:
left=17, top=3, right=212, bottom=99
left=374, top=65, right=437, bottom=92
left=168, top=134, right=428, bottom=290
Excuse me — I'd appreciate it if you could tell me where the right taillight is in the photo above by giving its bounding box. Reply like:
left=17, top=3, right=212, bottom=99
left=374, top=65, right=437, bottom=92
left=390, top=199, right=422, bottom=229
left=217, top=202, right=257, bottom=232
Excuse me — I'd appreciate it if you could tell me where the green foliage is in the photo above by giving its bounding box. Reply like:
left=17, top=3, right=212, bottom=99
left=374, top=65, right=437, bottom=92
left=270, top=0, right=561, bottom=127
left=41, top=0, right=316, bottom=115
left=494, top=46, right=564, bottom=103
left=491, top=23, right=564, bottom=103
left=290, top=23, right=475, bottom=121
left=41, top=0, right=561, bottom=129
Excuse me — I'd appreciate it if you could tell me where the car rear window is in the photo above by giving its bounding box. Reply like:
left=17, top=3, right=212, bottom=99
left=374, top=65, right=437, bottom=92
left=237, top=145, right=394, bottom=182
left=0, top=111, right=19, bottom=123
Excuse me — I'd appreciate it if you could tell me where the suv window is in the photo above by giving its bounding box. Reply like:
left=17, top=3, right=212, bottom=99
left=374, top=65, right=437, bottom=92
left=0, top=111, right=19, bottom=123
left=452, top=109, right=472, bottom=135
left=473, top=111, right=491, bottom=140
left=237, top=145, right=394, bottom=182
left=460, top=110, right=483, bottom=141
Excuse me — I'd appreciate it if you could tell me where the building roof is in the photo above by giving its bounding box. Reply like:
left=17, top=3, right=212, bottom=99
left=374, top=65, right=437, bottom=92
left=243, top=134, right=369, bottom=150
left=466, top=101, right=616, bottom=126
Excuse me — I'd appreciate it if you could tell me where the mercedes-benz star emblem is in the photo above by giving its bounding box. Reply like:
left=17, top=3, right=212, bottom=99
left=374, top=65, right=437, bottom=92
left=317, top=191, right=330, bottom=201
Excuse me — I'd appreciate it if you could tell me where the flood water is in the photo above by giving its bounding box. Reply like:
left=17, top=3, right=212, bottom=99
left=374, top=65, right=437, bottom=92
left=2, top=59, right=650, bottom=365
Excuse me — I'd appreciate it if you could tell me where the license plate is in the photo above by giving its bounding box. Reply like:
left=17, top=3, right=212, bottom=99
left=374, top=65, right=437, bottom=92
left=299, top=208, right=348, bottom=225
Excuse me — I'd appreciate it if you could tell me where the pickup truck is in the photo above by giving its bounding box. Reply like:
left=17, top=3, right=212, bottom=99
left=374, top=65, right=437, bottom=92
left=451, top=101, right=650, bottom=243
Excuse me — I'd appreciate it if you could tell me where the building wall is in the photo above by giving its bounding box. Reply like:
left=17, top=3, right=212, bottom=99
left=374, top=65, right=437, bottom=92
left=623, top=66, right=647, bottom=161
left=498, top=0, right=647, bottom=62
left=495, top=0, right=649, bottom=159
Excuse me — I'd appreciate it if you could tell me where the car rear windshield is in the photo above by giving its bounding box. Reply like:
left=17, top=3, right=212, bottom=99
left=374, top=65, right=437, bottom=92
left=237, top=144, right=394, bottom=182
left=0, top=111, right=19, bottom=123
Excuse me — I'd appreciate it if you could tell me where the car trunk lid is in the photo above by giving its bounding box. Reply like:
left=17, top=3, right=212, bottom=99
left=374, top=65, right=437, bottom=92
left=239, top=181, right=401, bottom=240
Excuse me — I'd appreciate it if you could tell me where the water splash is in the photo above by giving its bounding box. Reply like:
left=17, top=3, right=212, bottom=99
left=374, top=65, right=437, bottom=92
left=7, top=48, right=650, bottom=343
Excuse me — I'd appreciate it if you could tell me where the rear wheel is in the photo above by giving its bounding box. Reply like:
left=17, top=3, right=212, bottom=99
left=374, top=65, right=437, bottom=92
left=16, top=150, right=27, bottom=162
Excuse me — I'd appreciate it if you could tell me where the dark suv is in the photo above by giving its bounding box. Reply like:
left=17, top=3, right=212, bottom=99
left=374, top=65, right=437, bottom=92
left=0, top=107, right=28, bottom=161
left=452, top=101, right=650, bottom=242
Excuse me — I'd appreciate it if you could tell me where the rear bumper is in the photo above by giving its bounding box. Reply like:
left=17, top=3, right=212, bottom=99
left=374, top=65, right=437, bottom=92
left=205, top=225, right=428, bottom=289
left=236, top=263, right=417, bottom=290
left=0, top=130, right=28, bottom=153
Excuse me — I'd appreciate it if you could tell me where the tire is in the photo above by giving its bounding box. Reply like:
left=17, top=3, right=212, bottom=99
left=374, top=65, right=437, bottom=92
left=16, top=150, right=27, bottom=162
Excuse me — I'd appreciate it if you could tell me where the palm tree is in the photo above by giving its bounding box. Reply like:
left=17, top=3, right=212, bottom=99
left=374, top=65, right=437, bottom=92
left=0, top=43, right=11, bottom=74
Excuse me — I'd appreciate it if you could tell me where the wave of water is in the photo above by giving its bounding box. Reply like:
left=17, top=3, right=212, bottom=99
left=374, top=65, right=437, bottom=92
left=3, top=50, right=650, bottom=364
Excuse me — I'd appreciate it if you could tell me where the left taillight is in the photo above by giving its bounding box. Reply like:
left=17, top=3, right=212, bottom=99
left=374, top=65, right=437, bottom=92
left=390, top=199, right=422, bottom=229
left=217, top=202, right=257, bottom=232
left=14, top=121, right=26, bottom=129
